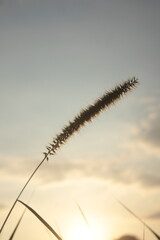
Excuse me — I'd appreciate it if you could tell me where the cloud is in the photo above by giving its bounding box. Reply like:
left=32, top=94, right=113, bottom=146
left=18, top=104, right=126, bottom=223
left=0, top=156, right=31, bottom=177
left=140, top=114, right=160, bottom=147
left=135, top=172, right=160, bottom=188
left=133, top=103, right=160, bottom=150
left=29, top=153, right=160, bottom=189
left=117, top=101, right=160, bottom=189
left=0, top=153, right=160, bottom=189
left=147, top=211, right=160, bottom=220
left=0, top=203, right=6, bottom=210
left=1, top=98, right=160, bottom=191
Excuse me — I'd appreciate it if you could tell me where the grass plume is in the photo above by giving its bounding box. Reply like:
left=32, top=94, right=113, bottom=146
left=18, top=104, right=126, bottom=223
left=45, top=77, right=138, bottom=158
left=0, top=77, right=138, bottom=234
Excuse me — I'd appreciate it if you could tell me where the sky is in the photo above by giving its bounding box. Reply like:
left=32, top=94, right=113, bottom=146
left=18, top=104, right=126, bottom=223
left=0, top=0, right=160, bottom=240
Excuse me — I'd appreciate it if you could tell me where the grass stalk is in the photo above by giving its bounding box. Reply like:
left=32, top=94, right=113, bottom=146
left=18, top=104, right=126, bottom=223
left=0, top=155, right=48, bottom=234
left=0, top=77, right=138, bottom=235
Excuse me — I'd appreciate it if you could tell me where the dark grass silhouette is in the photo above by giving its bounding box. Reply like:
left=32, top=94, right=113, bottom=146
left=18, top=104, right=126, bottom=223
left=8, top=210, right=26, bottom=240
left=115, top=235, right=140, bottom=240
left=18, top=200, right=62, bottom=240
left=7, top=190, right=35, bottom=240
left=45, top=77, right=138, bottom=158
left=76, top=202, right=90, bottom=228
left=0, top=77, right=138, bottom=235
left=115, top=198, right=160, bottom=240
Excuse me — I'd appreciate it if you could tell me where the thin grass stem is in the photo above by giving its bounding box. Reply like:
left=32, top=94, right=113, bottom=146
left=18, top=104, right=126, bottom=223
left=0, top=154, right=48, bottom=234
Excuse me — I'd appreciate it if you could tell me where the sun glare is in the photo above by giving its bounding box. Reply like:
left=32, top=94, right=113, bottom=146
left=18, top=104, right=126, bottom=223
left=68, top=223, right=101, bottom=240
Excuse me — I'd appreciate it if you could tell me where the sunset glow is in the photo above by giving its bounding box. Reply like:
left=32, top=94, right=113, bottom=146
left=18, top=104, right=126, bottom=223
left=68, top=222, right=102, bottom=240
left=0, top=1, right=160, bottom=240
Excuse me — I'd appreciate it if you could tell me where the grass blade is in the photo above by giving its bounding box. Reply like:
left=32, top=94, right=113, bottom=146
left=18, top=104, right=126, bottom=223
left=8, top=190, right=35, bottom=240
left=143, top=224, right=145, bottom=240
left=8, top=210, right=26, bottom=240
left=18, top=200, right=62, bottom=240
left=116, top=198, right=160, bottom=240
left=76, top=202, right=90, bottom=227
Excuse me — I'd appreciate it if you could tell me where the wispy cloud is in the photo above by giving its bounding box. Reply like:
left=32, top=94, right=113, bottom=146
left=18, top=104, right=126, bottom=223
left=140, top=113, right=160, bottom=147
left=0, top=203, right=6, bottom=210
left=1, top=155, right=160, bottom=189
left=1, top=94, right=160, bottom=188
left=132, top=102, right=160, bottom=150
left=135, top=172, right=160, bottom=188
left=147, top=212, right=160, bottom=220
